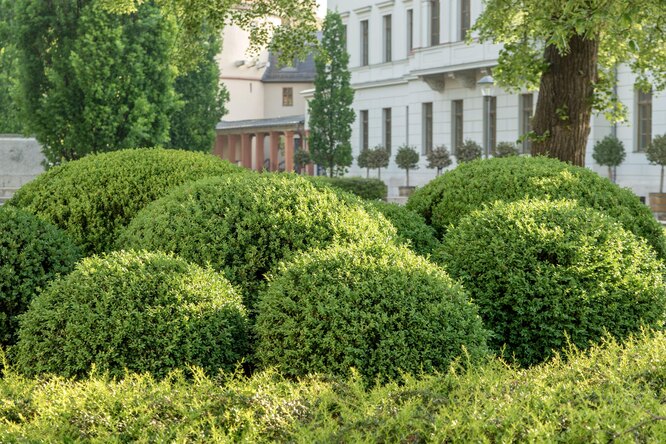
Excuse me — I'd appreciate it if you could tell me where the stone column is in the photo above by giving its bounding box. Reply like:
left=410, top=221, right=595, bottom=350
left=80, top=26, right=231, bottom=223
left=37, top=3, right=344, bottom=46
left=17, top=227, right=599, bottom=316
left=284, top=131, right=295, bottom=172
left=241, top=133, right=252, bottom=169
left=255, top=132, right=268, bottom=171
left=227, top=134, right=239, bottom=164
left=269, top=131, right=280, bottom=171
left=213, top=134, right=227, bottom=159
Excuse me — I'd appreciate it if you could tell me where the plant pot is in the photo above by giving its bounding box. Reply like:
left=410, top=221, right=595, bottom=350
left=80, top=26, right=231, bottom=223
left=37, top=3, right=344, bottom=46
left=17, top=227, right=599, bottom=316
left=399, top=186, right=416, bottom=197
left=649, top=193, right=666, bottom=217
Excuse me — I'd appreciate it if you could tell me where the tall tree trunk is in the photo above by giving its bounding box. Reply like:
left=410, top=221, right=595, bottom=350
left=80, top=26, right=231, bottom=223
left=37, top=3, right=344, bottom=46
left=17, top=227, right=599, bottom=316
left=532, top=34, right=599, bottom=166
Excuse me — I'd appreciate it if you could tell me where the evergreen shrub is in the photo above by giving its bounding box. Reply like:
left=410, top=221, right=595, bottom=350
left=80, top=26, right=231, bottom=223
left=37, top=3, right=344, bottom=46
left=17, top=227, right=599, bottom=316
left=406, top=156, right=666, bottom=259
left=0, top=207, right=80, bottom=346
left=14, top=250, right=248, bottom=379
left=308, top=176, right=387, bottom=200
left=117, top=174, right=397, bottom=310
left=436, top=199, right=666, bottom=366
left=8, top=148, right=243, bottom=254
left=365, top=201, right=440, bottom=256
left=255, top=242, right=490, bottom=382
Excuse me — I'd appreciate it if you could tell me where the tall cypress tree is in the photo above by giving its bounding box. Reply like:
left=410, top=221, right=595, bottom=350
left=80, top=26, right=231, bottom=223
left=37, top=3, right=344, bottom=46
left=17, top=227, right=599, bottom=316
left=308, top=11, right=355, bottom=178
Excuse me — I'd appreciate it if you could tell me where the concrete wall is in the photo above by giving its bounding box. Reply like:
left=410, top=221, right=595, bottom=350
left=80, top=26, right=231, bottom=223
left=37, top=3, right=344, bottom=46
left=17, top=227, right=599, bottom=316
left=0, top=135, right=44, bottom=203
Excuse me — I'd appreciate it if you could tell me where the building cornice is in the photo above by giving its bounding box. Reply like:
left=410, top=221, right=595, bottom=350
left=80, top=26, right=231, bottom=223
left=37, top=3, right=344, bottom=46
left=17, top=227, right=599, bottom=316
left=376, top=0, right=395, bottom=11
left=353, top=6, right=372, bottom=16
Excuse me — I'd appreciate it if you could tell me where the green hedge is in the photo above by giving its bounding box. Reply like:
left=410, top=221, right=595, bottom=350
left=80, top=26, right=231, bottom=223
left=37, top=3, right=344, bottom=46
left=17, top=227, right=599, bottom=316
left=2, top=330, right=666, bottom=441
left=406, top=156, right=666, bottom=259
left=436, top=199, right=666, bottom=366
left=117, top=174, right=397, bottom=310
left=8, top=148, right=243, bottom=254
left=14, top=250, right=249, bottom=379
left=255, top=242, right=489, bottom=382
left=0, top=207, right=80, bottom=346
left=307, top=176, right=387, bottom=200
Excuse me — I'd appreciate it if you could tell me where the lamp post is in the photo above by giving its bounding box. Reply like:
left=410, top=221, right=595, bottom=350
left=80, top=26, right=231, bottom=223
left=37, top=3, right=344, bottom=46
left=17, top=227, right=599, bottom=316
left=477, top=75, right=495, bottom=158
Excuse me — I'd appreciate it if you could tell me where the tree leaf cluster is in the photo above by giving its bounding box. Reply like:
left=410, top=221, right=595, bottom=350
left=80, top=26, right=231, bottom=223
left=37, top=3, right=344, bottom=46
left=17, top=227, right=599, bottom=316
left=426, top=145, right=453, bottom=175
left=592, top=135, right=626, bottom=168
left=395, top=144, right=419, bottom=170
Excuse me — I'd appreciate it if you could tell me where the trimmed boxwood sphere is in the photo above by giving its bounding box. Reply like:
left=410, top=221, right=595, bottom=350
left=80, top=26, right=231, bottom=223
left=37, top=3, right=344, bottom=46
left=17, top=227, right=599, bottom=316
left=8, top=148, right=244, bottom=254
left=255, top=242, right=490, bottom=382
left=117, top=174, right=398, bottom=311
left=0, top=207, right=80, bottom=346
left=365, top=201, right=440, bottom=256
left=14, top=250, right=249, bottom=379
left=436, top=199, right=666, bottom=366
left=406, top=156, right=666, bottom=259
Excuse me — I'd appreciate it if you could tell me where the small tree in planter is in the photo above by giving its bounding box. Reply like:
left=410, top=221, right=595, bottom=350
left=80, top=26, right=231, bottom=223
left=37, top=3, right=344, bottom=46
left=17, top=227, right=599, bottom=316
left=426, top=145, right=452, bottom=176
left=456, top=139, right=482, bottom=163
left=368, top=145, right=390, bottom=180
left=395, top=144, right=419, bottom=192
left=494, top=141, right=520, bottom=158
left=592, top=135, right=625, bottom=183
left=357, top=147, right=371, bottom=178
left=294, top=149, right=312, bottom=174
left=646, top=135, right=666, bottom=216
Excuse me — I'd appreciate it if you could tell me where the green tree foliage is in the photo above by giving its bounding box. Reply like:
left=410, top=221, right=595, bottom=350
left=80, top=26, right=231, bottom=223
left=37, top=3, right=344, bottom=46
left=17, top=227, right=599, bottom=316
left=367, top=145, right=390, bottom=180
left=426, top=145, right=452, bottom=176
left=494, top=141, right=519, bottom=158
left=455, top=139, right=482, bottom=163
left=473, top=0, right=666, bottom=166
left=395, top=144, right=419, bottom=187
left=357, top=148, right=371, bottom=178
left=166, top=31, right=227, bottom=152
left=12, top=0, right=178, bottom=164
left=0, top=1, right=22, bottom=133
left=592, top=135, right=625, bottom=182
left=308, top=11, right=355, bottom=178
left=308, top=176, right=388, bottom=201
left=436, top=199, right=666, bottom=366
left=646, top=135, right=666, bottom=193
left=14, top=250, right=249, bottom=379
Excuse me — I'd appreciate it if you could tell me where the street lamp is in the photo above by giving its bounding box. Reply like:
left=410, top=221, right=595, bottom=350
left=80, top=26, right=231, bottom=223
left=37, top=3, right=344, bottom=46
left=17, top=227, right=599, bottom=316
left=477, top=75, right=495, bottom=158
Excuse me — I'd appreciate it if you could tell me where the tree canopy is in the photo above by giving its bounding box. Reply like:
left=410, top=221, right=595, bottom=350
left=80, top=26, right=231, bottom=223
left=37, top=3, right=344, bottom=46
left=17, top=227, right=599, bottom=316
left=473, top=0, right=666, bottom=165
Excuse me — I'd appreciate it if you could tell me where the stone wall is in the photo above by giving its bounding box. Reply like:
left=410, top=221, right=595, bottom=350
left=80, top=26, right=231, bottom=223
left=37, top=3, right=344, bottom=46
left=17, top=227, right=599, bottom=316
left=0, top=135, right=44, bottom=203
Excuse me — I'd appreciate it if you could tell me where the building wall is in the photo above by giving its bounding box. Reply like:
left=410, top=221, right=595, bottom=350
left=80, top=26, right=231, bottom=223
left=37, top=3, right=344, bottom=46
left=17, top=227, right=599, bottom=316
left=329, top=0, right=666, bottom=200
left=263, top=83, right=314, bottom=119
left=0, top=135, right=44, bottom=203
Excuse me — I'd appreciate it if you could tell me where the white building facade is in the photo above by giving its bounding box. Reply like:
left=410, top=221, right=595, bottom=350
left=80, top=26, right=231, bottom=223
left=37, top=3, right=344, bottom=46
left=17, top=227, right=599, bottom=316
left=323, top=0, right=666, bottom=200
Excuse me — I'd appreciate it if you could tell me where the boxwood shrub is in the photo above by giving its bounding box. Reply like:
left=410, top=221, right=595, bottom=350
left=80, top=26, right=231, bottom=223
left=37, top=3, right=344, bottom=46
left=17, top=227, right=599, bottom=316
left=406, top=156, right=666, bottom=259
left=8, top=148, right=243, bottom=254
left=255, top=242, right=490, bottom=382
left=307, top=176, right=387, bottom=200
left=117, top=174, right=397, bottom=310
left=14, top=250, right=248, bottom=379
left=0, top=207, right=80, bottom=346
left=365, top=201, right=440, bottom=256
left=436, top=199, right=666, bottom=366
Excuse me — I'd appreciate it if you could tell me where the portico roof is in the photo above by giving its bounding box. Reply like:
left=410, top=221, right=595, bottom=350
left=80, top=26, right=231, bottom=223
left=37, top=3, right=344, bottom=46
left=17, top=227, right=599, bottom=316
left=216, top=115, right=305, bottom=134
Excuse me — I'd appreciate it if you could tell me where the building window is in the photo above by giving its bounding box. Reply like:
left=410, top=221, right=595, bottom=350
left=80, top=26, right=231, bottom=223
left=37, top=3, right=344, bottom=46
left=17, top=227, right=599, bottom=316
left=430, top=0, right=440, bottom=46
left=383, top=108, right=392, bottom=154
left=407, top=9, right=413, bottom=52
left=637, top=87, right=652, bottom=152
left=360, top=20, right=369, bottom=66
left=342, top=24, right=347, bottom=50
left=484, top=96, right=497, bottom=155
left=452, top=100, right=463, bottom=153
left=423, top=102, right=433, bottom=155
left=282, top=87, right=293, bottom=107
left=383, top=15, right=392, bottom=63
left=460, top=0, right=471, bottom=41
left=520, top=94, right=534, bottom=154
left=360, top=110, right=369, bottom=150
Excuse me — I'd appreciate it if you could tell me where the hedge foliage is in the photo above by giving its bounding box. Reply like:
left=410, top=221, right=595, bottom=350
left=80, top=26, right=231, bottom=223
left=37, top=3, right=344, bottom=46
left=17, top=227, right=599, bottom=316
left=2, top=330, right=666, bottom=441
left=406, top=156, right=666, bottom=259
left=436, top=199, right=666, bottom=366
left=365, top=201, right=440, bottom=256
left=307, top=176, right=387, bottom=200
left=255, top=242, right=489, bottom=382
left=0, top=207, right=81, bottom=346
left=117, top=174, right=397, bottom=309
left=8, top=148, right=243, bottom=254
left=14, top=250, right=249, bottom=379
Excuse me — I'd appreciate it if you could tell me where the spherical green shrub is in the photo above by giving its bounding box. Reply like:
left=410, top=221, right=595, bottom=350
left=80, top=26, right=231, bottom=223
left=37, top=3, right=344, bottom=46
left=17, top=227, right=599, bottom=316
left=255, top=242, right=490, bottom=382
left=365, top=201, right=440, bottom=256
left=117, top=174, right=397, bottom=310
left=14, top=250, right=248, bottom=379
left=436, top=199, right=666, bottom=366
left=8, top=148, right=244, bottom=254
left=406, top=156, right=666, bottom=259
left=0, top=207, right=81, bottom=346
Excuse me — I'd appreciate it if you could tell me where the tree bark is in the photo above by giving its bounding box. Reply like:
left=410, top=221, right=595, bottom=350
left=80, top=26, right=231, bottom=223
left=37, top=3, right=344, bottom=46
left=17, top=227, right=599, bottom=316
left=532, top=34, right=599, bottom=166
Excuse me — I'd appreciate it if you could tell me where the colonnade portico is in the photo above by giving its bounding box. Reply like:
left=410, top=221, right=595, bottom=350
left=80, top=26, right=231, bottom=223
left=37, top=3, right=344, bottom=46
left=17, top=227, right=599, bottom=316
left=214, top=115, right=314, bottom=175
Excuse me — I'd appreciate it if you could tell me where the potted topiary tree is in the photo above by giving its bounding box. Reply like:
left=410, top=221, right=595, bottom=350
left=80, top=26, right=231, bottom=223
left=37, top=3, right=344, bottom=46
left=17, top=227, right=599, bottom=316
left=294, top=148, right=312, bottom=175
left=592, top=135, right=625, bottom=183
left=455, top=139, right=482, bottom=163
left=357, top=147, right=371, bottom=178
left=395, top=144, right=419, bottom=196
left=646, top=134, right=666, bottom=216
left=426, top=145, right=452, bottom=176
left=494, top=141, right=520, bottom=158
left=367, top=145, right=390, bottom=180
